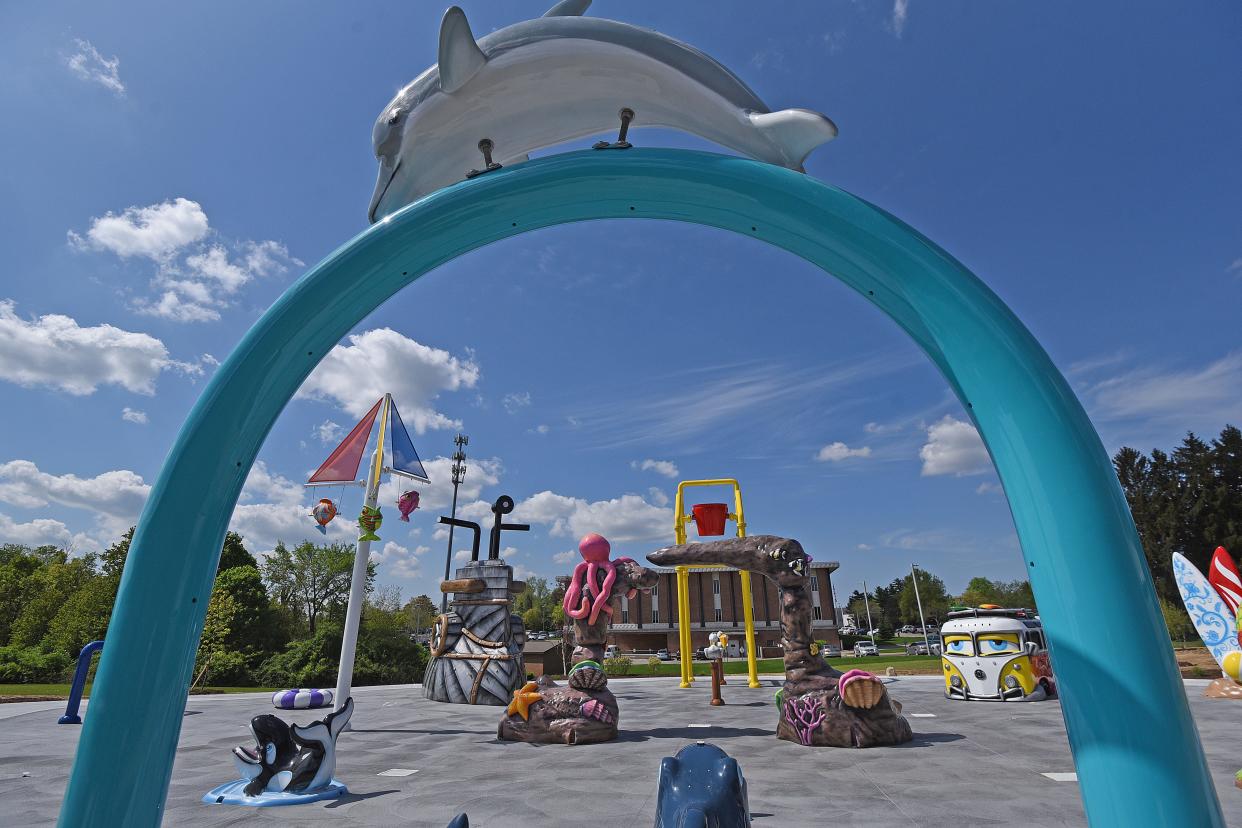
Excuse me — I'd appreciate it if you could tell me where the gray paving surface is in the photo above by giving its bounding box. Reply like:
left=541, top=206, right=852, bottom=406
left=2, top=676, right=1241, bottom=827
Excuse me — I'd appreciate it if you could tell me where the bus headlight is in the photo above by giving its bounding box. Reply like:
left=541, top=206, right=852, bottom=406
left=950, top=675, right=962, bottom=688
left=1004, top=675, right=1019, bottom=689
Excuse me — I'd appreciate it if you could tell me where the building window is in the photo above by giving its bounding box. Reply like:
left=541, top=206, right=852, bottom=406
left=621, top=609, right=629, bottom=623
left=651, top=607, right=659, bottom=623
left=651, top=583, right=658, bottom=598
left=714, top=608, right=723, bottom=622
left=810, top=575, right=819, bottom=592
left=712, top=576, right=720, bottom=595
left=813, top=605, right=822, bottom=620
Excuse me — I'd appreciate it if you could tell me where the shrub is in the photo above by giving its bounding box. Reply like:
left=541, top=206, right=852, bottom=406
left=0, top=645, right=72, bottom=683
left=647, top=656, right=661, bottom=674
left=603, top=656, right=632, bottom=676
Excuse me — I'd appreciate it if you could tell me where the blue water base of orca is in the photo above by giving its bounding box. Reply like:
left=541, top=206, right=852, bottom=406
left=201, top=778, right=347, bottom=807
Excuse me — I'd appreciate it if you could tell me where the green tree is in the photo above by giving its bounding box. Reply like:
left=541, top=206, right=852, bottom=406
left=899, top=569, right=950, bottom=624
left=405, top=594, right=438, bottom=631
left=261, top=541, right=372, bottom=634
left=192, top=588, right=239, bottom=689
left=522, top=606, right=545, bottom=631
left=218, top=532, right=258, bottom=572
left=1160, top=596, right=1194, bottom=648
left=958, top=577, right=1001, bottom=607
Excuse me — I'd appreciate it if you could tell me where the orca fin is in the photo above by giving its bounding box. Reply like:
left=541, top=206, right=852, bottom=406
left=543, top=0, right=591, bottom=16
left=327, top=695, right=354, bottom=740
left=748, top=108, right=838, bottom=171
left=268, top=771, right=293, bottom=792
left=438, top=7, right=487, bottom=94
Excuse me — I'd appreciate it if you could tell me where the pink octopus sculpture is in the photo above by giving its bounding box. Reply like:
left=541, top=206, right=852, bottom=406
left=562, top=533, right=637, bottom=625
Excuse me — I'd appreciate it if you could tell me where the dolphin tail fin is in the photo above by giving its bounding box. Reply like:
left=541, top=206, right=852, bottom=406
left=439, top=7, right=487, bottom=94
left=543, top=0, right=591, bottom=16
left=327, top=695, right=354, bottom=741
left=748, top=109, right=838, bottom=171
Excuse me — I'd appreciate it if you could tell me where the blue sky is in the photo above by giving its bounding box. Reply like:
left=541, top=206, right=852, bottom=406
left=1, top=1, right=1239, bottom=607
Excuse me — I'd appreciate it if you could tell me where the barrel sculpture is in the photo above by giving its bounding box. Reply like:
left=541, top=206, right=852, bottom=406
left=424, top=496, right=529, bottom=705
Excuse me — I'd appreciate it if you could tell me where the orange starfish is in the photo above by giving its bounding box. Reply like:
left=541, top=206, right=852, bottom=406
left=507, top=681, right=542, bottom=720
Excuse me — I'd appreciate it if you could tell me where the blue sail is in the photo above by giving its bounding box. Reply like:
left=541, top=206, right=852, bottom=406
left=388, top=400, right=430, bottom=482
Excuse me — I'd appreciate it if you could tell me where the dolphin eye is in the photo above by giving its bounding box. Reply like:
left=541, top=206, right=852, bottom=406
left=387, top=109, right=401, bottom=125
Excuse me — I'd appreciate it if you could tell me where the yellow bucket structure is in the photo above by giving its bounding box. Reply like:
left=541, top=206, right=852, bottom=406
left=672, top=478, right=761, bottom=689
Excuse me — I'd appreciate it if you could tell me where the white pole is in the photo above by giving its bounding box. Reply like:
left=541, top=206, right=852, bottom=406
left=334, top=395, right=389, bottom=715
left=862, top=580, right=875, bottom=649
left=911, top=563, right=931, bottom=655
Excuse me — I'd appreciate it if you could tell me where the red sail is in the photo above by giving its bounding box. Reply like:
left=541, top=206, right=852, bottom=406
left=307, top=398, right=382, bottom=483
left=1208, top=546, right=1242, bottom=617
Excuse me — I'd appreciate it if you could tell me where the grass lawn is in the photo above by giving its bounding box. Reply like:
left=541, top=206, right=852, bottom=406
left=599, top=654, right=942, bottom=680
left=0, top=684, right=282, bottom=700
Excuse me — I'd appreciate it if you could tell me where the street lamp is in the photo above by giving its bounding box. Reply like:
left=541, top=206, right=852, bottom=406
left=441, top=434, right=468, bottom=613
left=911, top=563, right=931, bottom=656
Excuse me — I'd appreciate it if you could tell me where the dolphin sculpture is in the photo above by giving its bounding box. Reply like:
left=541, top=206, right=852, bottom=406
left=231, top=696, right=353, bottom=795
left=368, top=1, right=837, bottom=222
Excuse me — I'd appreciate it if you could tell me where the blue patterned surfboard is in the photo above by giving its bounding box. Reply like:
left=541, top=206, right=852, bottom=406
left=1173, top=552, right=1239, bottom=670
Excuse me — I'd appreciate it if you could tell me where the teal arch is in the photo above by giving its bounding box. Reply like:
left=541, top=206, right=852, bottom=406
left=59, top=149, right=1222, bottom=826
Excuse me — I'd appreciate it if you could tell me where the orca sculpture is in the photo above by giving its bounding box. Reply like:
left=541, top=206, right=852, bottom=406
left=231, top=696, right=353, bottom=796
left=368, top=1, right=838, bottom=221
left=655, top=742, right=751, bottom=828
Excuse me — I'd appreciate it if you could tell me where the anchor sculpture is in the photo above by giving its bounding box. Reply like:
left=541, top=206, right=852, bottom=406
left=424, top=495, right=529, bottom=705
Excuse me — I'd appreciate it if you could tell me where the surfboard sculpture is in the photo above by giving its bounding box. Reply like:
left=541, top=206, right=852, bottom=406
left=368, top=0, right=838, bottom=221
left=1172, top=551, right=1242, bottom=695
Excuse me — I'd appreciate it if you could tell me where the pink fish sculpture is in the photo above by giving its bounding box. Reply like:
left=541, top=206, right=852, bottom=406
left=397, top=490, right=420, bottom=522
left=310, top=499, right=337, bottom=535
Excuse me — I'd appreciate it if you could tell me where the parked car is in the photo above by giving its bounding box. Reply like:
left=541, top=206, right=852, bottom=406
left=906, top=641, right=942, bottom=656
left=821, top=644, right=842, bottom=658
left=899, top=625, right=916, bottom=635
left=693, top=648, right=707, bottom=660
left=605, top=645, right=620, bottom=658
left=853, top=641, right=879, bottom=657
left=838, top=626, right=857, bottom=636
left=657, top=648, right=673, bottom=661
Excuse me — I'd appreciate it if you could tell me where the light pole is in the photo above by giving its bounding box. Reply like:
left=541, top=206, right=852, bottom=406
left=911, top=563, right=931, bottom=655
left=862, top=579, right=876, bottom=650
left=441, top=434, right=468, bottom=613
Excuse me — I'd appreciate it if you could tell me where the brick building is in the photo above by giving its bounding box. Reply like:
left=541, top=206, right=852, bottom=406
left=564, top=561, right=839, bottom=656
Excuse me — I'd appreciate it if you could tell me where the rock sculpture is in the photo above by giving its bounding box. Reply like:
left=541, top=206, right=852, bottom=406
left=498, top=533, right=657, bottom=744
left=647, top=536, right=912, bottom=747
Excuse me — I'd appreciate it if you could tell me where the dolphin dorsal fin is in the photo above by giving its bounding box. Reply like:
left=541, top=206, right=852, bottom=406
left=748, top=109, right=839, bottom=171
left=543, top=0, right=591, bottom=16
left=438, top=6, right=487, bottom=94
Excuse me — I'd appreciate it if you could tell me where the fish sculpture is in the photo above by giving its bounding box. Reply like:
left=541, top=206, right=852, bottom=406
left=368, top=1, right=838, bottom=221
left=310, top=498, right=337, bottom=535
left=397, top=490, right=421, bottom=522
left=357, top=505, right=383, bottom=542
left=231, top=697, right=353, bottom=796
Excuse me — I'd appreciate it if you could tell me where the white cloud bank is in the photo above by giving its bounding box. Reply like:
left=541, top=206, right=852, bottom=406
left=919, top=416, right=991, bottom=476
left=631, top=459, right=679, bottom=478
left=65, top=39, right=125, bottom=95
left=0, top=300, right=179, bottom=395
left=518, top=490, right=671, bottom=544
left=69, top=198, right=300, bottom=322
left=0, top=459, right=150, bottom=544
left=297, top=329, right=479, bottom=433
left=814, top=442, right=872, bottom=462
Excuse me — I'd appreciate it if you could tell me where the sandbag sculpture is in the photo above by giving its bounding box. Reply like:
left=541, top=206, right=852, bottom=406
left=424, top=496, right=529, bottom=705
left=498, top=532, right=658, bottom=744
left=647, top=536, right=912, bottom=747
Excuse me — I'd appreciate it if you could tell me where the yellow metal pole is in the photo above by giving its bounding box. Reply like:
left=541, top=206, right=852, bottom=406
left=739, top=570, right=761, bottom=687
left=677, top=566, right=692, bottom=687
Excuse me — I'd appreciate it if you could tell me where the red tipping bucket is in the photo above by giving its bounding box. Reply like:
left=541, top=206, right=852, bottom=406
left=692, top=503, right=730, bottom=536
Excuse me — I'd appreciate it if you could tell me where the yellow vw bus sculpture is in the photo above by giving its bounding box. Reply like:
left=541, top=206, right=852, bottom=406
left=940, top=606, right=1056, bottom=701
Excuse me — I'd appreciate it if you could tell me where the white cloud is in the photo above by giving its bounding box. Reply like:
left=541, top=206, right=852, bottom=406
left=976, top=481, right=1002, bottom=496
left=0, top=459, right=149, bottom=539
left=1083, top=353, right=1242, bottom=427
left=502, top=392, right=531, bottom=413
left=69, top=198, right=208, bottom=262
left=856, top=543, right=873, bottom=551
left=121, top=407, right=148, bottom=424
left=69, top=198, right=300, bottom=323
left=528, top=424, right=551, bottom=435
left=823, top=30, right=845, bottom=55
left=647, top=487, right=670, bottom=508
left=0, top=513, right=76, bottom=548
left=814, top=442, right=872, bottom=462
left=518, top=490, right=670, bottom=544
left=297, top=329, right=479, bottom=433
left=0, top=300, right=175, bottom=395
left=65, top=39, right=125, bottom=95
left=889, top=0, right=910, bottom=37
left=315, top=421, right=343, bottom=445
left=375, top=541, right=427, bottom=580
left=552, top=549, right=577, bottom=564
left=1227, top=258, right=1242, bottom=275
left=631, top=458, right=679, bottom=478
left=919, top=416, right=990, bottom=476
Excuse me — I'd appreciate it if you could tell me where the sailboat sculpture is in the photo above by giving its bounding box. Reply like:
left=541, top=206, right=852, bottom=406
left=306, top=394, right=431, bottom=713
left=307, top=394, right=431, bottom=538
